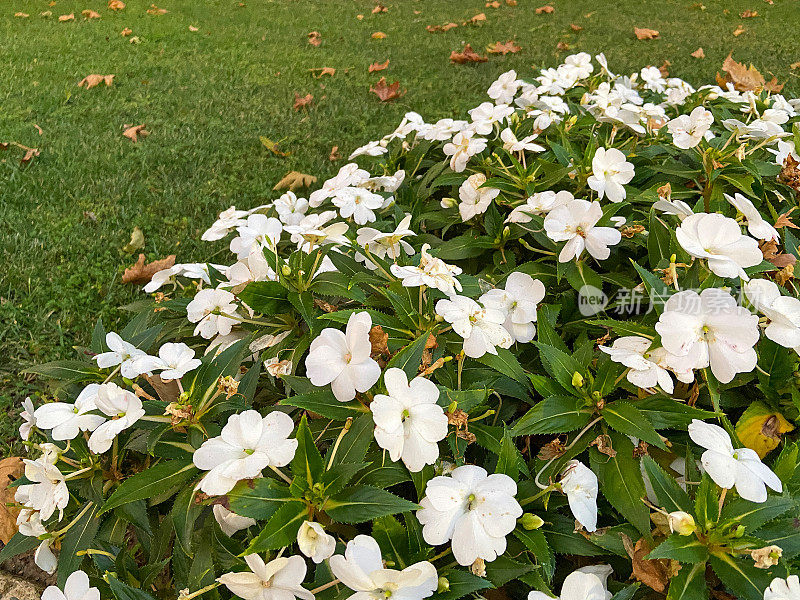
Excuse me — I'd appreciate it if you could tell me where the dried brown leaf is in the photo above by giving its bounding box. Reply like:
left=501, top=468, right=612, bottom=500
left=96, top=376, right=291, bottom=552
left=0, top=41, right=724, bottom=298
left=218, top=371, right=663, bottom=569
left=0, top=457, right=24, bottom=544
left=427, top=22, right=459, bottom=32
left=329, top=145, right=340, bottom=161
left=82, top=9, right=101, bottom=18
left=774, top=207, right=799, bottom=229
left=189, top=25, right=198, bottom=31
left=371, top=4, right=387, bottom=13
left=691, top=47, right=705, bottom=58
left=486, top=0, right=500, bottom=7
left=14, top=12, right=29, bottom=17
left=122, top=254, right=176, bottom=284
left=78, top=74, right=115, bottom=89
left=371, top=31, right=387, bottom=39
left=570, top=23, right=583, bottom=31
left=791, top=62, right=800, bottom=70
left=108, top=0, right=126, bottom=10
left=308, top=31, right=321, bottom=46
left=309, top=67, right=336, bottom=78
left=123, top=124, right=149, bottom=142
left=369, top=325, right=390, bottom=357
left=450, top=43, right=488, bottom=64
left=487, top=40, right=521, bottom=54
left=535, top=5, right=554, bottom=13
left=293, top=92, right=314, bottom=110
left=59, top=13, right=75, bottom=21
left=634, top=27, right=659, bottom=40
left=740, top=9, right=758, bottom=17
left=120, top=26, right=132, bottom=35
left=146, top=4, right=167, bottom=15
left=468, top=12, right=487, bottom=24
left=621, top=535, right=674, bottom=592
left=733, top=25, right=746, bottom=36
left=717, top=53, right=782, bottom=92
left=369, top=59, right=390, bottom=72
left=556, top=41, right=570, bottom=51
left=273, top=171, right=317, bottom=191
left=259, top=137, right=290, bottom=157
left=369, top=77, right=404, bottom=101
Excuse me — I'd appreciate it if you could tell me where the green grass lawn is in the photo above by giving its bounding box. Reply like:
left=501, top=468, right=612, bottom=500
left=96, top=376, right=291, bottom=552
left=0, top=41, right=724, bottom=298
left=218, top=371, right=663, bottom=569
left=1, top=0, right=799, bottom=450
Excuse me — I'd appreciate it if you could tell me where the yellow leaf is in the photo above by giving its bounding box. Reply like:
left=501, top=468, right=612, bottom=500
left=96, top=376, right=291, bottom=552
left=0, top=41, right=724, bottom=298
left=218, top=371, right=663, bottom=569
left=736, top=401, right=794, bottom=458
left=122, top=226, right=145, bottom=253
left=273, top=171, right=317, bottom=191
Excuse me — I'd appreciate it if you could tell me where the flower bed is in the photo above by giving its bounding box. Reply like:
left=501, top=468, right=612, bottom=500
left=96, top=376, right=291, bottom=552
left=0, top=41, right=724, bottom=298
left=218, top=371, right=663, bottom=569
left=8, top=53, right=800, bottom=600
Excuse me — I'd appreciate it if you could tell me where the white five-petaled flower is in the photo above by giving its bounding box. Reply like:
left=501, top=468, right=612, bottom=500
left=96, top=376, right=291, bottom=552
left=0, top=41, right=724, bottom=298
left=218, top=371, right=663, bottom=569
left=725, top=193, right=780, bottom=242
left=15, top=459, right=69, bottom=521
left=349, top=139, right=389, bottom=160
left=417, top=465, right=522, bottom=566
left=187, top=288, right=240, bottom=339
left=34, top=384, right=105, bottom=441
left=94, top=332, right=148, bottom=378
left=488, top=70, right=522, bottom=105
left=19, top=397, right=36, bottom=441
left=500, top=128, right=545, bottom=154
left=544, top=199, right=622, bottom=263
left=744, top=279, right=800, bottom=352
left=528, top=565, right=613, bottom=600
left=443, top=130, right=487, bottom=173
left=213, top=505, right=257, bottom=537
left=193, top=410, right=298, bottom=495
left=202, top=206, right=251, bottom=242
left=88, top=383, right=146, bottom=454
left=371, top=368, right=448, bottom=472
left=435, top=295, right=513, bottom=359
left=506, top=190, right=574, bottom=223
left=274, top=191, right=310, bottom=226
left=305, top=311, right=381, bottom=402
left=310, top=163, right=371, bottom=207
left=330, top=535, right=438, bottom=600
left=479, top=272, right=546, bottom=343
left=390, top=244, right=463, bottom=296
left=284, top=211, right=350, bottom=253
left=135, top=342, right=202, bottom=380
left=218, top=554, right=313, bottom=600
left=143, top=262, right=219, bottom=294
left=587, top=147, right=635, bottom=203
left=297, top=521, right=337, bottom=564
left=655, top=288, right=760, bottom=384
left=598, top=336, right=693, bottom=394
left=676, top=213, right=762, bottom=280
left=332, top=187, right=384, bottom=225
left=666, top=106, right=714, bottom=149
left=356, top=214, right=416, bottom=266
left=764, top=575, right=800, bottom=600
left=468, top=102, right=515, bottom=135
left=41, top=570, right=100, bottom=600
left=560, top=460, right=599, bottom=533
left=230, top=214, right=283, bottom=259
left=688, top=419, right=782, bottom=503
left=458, top=173, right=500, bottom=222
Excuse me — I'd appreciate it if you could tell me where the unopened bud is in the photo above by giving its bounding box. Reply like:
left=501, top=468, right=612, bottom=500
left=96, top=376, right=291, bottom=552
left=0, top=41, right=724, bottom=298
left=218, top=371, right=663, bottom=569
left=734, top=525, right=746, bottom=538
left=447, top=401, right=458, bottom=414
left=437, top=577, right=450, bottom=593
left=434, top=314, right=444, bottom=322
left=572, top=372, right=585, bottom=388
left=440, top=197, right=457, bottom=209
left=281, top=265, right=292, bottom=276
left=668, top=511, right=696, bottom=536
left=521, top=513, right=544, bottom=530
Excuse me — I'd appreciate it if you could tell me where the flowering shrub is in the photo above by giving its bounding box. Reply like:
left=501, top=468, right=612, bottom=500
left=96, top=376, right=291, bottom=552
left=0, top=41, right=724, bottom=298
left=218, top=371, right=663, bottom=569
left=9, top=53, right=800, bottom=600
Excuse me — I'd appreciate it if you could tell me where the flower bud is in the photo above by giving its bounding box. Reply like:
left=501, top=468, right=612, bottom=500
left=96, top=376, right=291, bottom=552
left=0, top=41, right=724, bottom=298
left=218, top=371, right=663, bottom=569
left=571, top=371, right=585, bottom=388
left=667, top=511, right=696, bottom=536
left=437, top=577, right=450, bottom=593
left=520, top=513, right=544, bottom=530
left=281, top=265, right=292, bottom=276
left=440, top=197, right=457, bottom=209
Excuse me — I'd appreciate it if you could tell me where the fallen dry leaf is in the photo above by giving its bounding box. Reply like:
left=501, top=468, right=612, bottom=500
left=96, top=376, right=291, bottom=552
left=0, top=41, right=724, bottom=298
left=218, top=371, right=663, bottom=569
left=487, top=40, right=521, bottom=54
left=121, top=226, right=145, bottom=253
left=621, top=535, right=675, bottom=592
left=146, top=4, right=167, bottom=15
left=293, top=92, right=314, bottom=111
left=273, top=171, right=317, bottom=191
left=371, top=31, right=387, bottom=39
left=740, top=9, right=758, bottom=17
left=691, top=47, right=705, bottom=58
left=369, top=59, right=390, bottom=72
left=370, top=77, right=405, bottom=101
left=59, top=13, right=75, bottom=21
left=369, top=325, right=390, bottom=358
left=41, top=10, right=52, bottom=17
left=506, top=0, right=517, bottom=4
left=761, top=239, right=796, bottom=269
left=426, top=22, right=459, bottom=32
left=556, top=41, right=570, bottom=51
left=486, top=0, right=500, bottom=7
left=123, top=124, right=149, bottom=142
left=82, top=9, right=101, bottom=18
left=14, top=12, right=29, bottom=17
left=775, top=207, right=799, bottom=230
left=450, top=43, right=488, bottom=64
left=20, top=146, right=40, bottom=164
left=467, top=12, right=486, bottom=24
left=329, top=145, right=340, bottom=161
left=0, top=457, right=24, bottom=544
left=733, top=25, right=746, bottom=36
left=570, top=23, right=583, bottom=31
left=791, top=62, right=800, bottom=70
left=634, top=27, right=659, bottom=40
left=535, top=5, right=554, bottom=13
left=309, top=67, right=336, bottom=78
left=308, top=31, right=321, bottom=46
left=371, top=4, right=387, bottom=13
left=717, top=53, right=783, bottom=92
left=189, top=25, right=198, bottom=31
left=120, top=27, right=132, bottom=35
left=78, top=74, right=115, bottom=88
left=108, top=0, right=126, bottom=9
left=356, top=14, right=364, bottom=20
left=260, top=136, right=290, bottom=156
left=33, top=124, right=43, bottom=135
left=659, top=59, right=671, bottom=77
left=122, top=254, right=176, bottom=284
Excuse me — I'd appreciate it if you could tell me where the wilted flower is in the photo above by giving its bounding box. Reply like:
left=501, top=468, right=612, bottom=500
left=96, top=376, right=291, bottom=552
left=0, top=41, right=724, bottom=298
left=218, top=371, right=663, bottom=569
left=218, top=554, right=313, bottom=600
left=544, top=199, right=622, bottom=262
left=587, top=147, right=635, bottom=203
left=668, top=511, right=696, bottom=536
left=297, top=521, right=337, bottom=563
left=560, top=460, right=598, bottom=532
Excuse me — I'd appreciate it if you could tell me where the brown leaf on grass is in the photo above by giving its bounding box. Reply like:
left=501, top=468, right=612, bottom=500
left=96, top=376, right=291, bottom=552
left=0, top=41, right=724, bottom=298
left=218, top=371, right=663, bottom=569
left=556, top=41, right=570, bottom=51
left=506, top=0, right=517, bottom=4
left=293, top=92, right=314, bottom=110
left=369, top=77, right=404, bottom=101
left=309, top=67, right=336, bottom=78
left=41, top=10, right=53, bottom=17
left=273, top=171, right=317, bottom=191
left=308, top=31, right=321, bottom=46
left=486, top=0, right=500, bottom=7
left=78, top=74, right=115, bottom=88
left=356, top=14, right=364, bottom=20
left=371, top=31, right=387, bottom=38
left=329, top=145, right=340, bottom=161
left=123, top=124, right=149, bottom=142
left=717, top=53, right=783, bottom=92
left=82, top=9, right=101, bottom=18
left=121, top=226, right=145, bottom=253
left=691, top=47, right=705, bottom=58
left=659, top=59, right=671, bottom=77
left=121, top=27, right=132, bottom=35
left=487, top=40, right=521, bottom=54
left=371, top=4, right=387, bottom=13
left=535, top=5, right=554, bottom=13
left=369, top=59, right=389, bottom=72
left=733, top=25, right=746, bottom=36
left=467, top=12, right=486, bottom=24
left=570, top=23, right=583, bottom=31
left=59, top=13, right=75, bottom=21
left=14, top=12, right=30, bottom=17
left=791, top=62, right=800, bottom=70
left=259, top=137, right=290, bottom=156
left=108, top=0, right=126, bottom=10
left=0, top=457, right=24, bottom=544
left=740, top=9, right=758, bottom=17
left=369, top=325, right=390, bottom=358
left=146, top=4, right=167, bottom=15
left=20, top=146, right=40, bottom=164
left=634, top=27, right=659, bottom=40
left=450, top=43, right=488, bottom=64
left=426, top=22, right=458, bottom=32
left=189, top=25, right=198, bottom=31
left=33, top=124, right=43, bottom=135
left=621, top=535, right=675, bottom=592
left=775, top=207, right=799, bottom=229
left=122, top=253, right=176, bottom=284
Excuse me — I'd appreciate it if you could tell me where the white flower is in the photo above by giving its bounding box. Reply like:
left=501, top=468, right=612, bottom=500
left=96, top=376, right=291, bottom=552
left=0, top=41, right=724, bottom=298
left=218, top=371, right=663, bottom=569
left=35, top=538, right=58, bottom=574
left=564, top=53, right=594, bottom=79
left=41, top=570, right=100, bottom=600
left=390, top=244, right=463, bottom=296
left=135, top=342, right=201, bottom=380
left=422, top=118, right=469, bottom=142
left=587, top=148, right=635, bottom=203
left=544, top=199, right=622, bottom=263
left=16, top=508, right=47, bottom=538
left=284, top=211, right=350, bottom=253
left=332, top=187, right=384, bottom=224
left=88, top=383, right=146, bottom=454
left=770, top=139, right=800, bottom=166
left=435, top=295, right=513, bottom=358
left=361, top=170, right=406, bottom=193
left=500, top=128, right=545, bottom=153
left=371, top=368, right=448, bottom=472
left=305, top=312, right=381, bottom=402
left=468, top=102, right=514, bottom=135
left=202, top=206, right=250, bottom=242
left=143, top=262, right=219, bottom=294
left=19, top=397, right=36, bottom=441
left=187, top=288, right=240, bottom=339
left=224, top=249, right=276, bottom=288
left=356, top=214, right=415, bottom=265
left=528, top=565, right=612, bottom=600
left=722, top=118, right=788, bottom=141
left=688, top=420, right=782, bottom=503
left=479, top=272, right=545, bottom=343
left=417, top=465, right=522, bottom=566
left=458, top=173, right=500, bottom=221
left=230, top=214, right=283, bottom=259
left=310, top=163, right=371, bottom=207
left=666, top=106, right=714, bottom=149
left=193, top=410, right=298, bottom=495
left=560, top=460, right=599, bottom=532
left=488, top=70, right=521, bottom=105
left=94, top=332, right=148, bottom=378
left=218, top=554, right=313, bottom=600
left=274, top=191, right=309, bottom=226
left=676, top=213, right=762, bottom=280
left=349, top=139, right=388, bottom=160
left=725, top=193, right=780, bottom=242
left=297, top=521, right=337, bottom=564
left=745, top=279, right=800, bottom=351
left=640, top=66, right=667, bottom=93
left=15, top=459, right=69, bottom=521
left=443, top=130, right=487, bottom=173
left=656, top=288, right=759, bottom=384
left=764, top=576, right=800, bottom=600
left=506, top=190, right=573, bottom=223
left=34, top=384, right=105, bottom=441
left=653, top=198, right=694, bottom=220
left=598, top=336, right=693, bottom=394
left=213, top=505, right=257, bottom=536
left=330, top=535, right=437, bottom=600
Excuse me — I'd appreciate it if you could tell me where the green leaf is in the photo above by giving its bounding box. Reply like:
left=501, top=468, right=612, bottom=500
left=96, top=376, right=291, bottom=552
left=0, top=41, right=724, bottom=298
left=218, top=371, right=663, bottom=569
left=0, top=533, right=39, bottom=566
left=228, top=478, right=295, bottom=520
left=753, top=518, right=800, bottom=558
left=496, top=429, right=520, bottom=481
left=602, top=401, right=666, bottom=449
left=280, top=390, right=368, bottom=421
left=477, top=348, right=530, bottom=388
left=589, top=318, right=657, bottom=339
left=635, top=396, right=717, bottom=429
left=292, top=414, right=324, bottom=486
left=108, top=574, right=160, bottom=600
left=648, top=210, right=673, bottom=266
left=436, top=234, right=494, bottom=259
left=666, top=562, right=708, bottom=600
left=324, top=485, right=419, bottom=523
left=171, top=485, right=204, bottom=557
left=58, top=502, right=100, bottom=586
left=246, top=501, right=309, bottom=553
left=23, top=360, right=103, bottom=383
left=513, top=395, right=592, bottom=436
left=648, top=534, right=708, bottom=563
left=709, top=553, right=772, bottom=600
left=373, top=515, right=410, bottom=569
left=485, top=555, right=534, bottom=587
left=288, top=291, right=318, bottom=333
left=436, top=569, right=493, bottom=600
left=641, top=455, right=692, bottom=513
left=322, top=462, right=369, bottom=497
left=694, top=474, right=719, bottom=529
left=100, top=460, right=198, bottom=514
left=611, top=583, right=641, bottom=600
left=515, top=528, right=554, bottom=581
left=237, top=280, right=290, bottom=314
left=631, top=260, right=670, bottom=313
left=720, top=496, right=795, bottom=531
left=327, top=414, right=376, bottom=467
left=385, top=332, right=431, bottom=379
left=534, top=342, right=586, bottom=397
